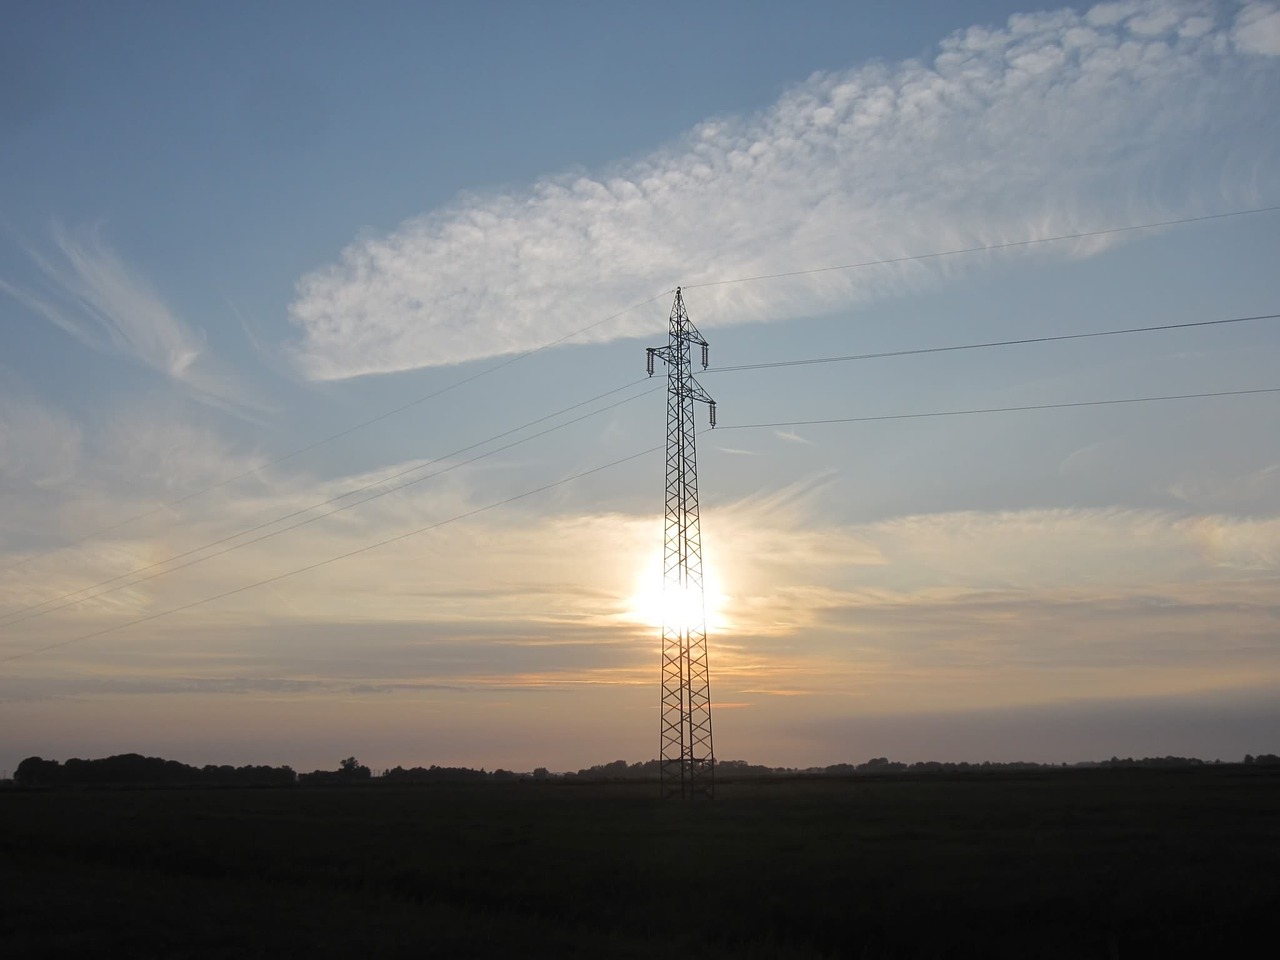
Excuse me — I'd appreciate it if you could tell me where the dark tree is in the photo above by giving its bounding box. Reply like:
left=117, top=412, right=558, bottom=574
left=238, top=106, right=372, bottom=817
left=338, top=757, right=371, bottom=781
left=15, top=756, right=62, bottom=785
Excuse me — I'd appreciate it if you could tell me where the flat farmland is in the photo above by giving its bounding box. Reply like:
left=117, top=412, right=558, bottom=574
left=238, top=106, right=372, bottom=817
left=2, top=767, right=1277, bottom=958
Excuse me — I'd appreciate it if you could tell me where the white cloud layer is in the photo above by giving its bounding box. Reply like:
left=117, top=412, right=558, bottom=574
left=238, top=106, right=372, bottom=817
left=288, top=0, right=1280, bottom=379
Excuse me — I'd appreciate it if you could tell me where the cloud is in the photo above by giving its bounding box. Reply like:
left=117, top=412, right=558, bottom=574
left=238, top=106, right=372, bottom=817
left=1234, top=1, right=1280, bottom=54
left=0, top=396, right=80, bottom=489
left=287, top=0, right=1280, bottom=380
left=782, top=682, right=1280, bottom=764
left=0, top=394, right=83, bottom=555
left=91, top=408, right=270, bottom=497
left=0, top=403, right=283, bottom=598
left=16, top=223, right=204, bottom=376
left=674, top=495, right=1280, bottom=713
left=12, top=456, right=1277, bottom=679
left=2, top=223, right=257, bottom=412
left=5, top=447, right=1280, bottom=770
left=776, top=506, right=1280, bottom=608
left=773, top=429, right=812, bottom=445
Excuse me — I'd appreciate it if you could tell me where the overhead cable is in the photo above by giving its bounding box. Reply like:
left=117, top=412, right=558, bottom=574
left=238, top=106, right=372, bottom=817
left=1, top=447, right=662, bottom=664
left=10, top=384, right=1279, bottom=662
left=704, top=312, right=1280, bottom=375
left=0, top=383, right=659, bottom=629
left=13, top=203, right=1279, bottom=567
left=5, top=291, right=671, bottom=571
left=716, top=386, right=1280, bottom=431
left=0, top=377, right=652, bottom=625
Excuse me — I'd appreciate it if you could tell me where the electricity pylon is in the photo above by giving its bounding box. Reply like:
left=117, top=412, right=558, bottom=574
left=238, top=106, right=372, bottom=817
left=646, top=287, right=717, bottom=799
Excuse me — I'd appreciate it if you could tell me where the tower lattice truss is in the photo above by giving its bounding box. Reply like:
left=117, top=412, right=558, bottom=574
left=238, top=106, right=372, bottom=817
left=646, top=288, right=717, bottom=799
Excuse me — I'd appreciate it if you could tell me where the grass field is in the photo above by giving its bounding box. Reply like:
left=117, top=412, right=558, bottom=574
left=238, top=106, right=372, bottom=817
left=2, top=766, right=1277, bottom=957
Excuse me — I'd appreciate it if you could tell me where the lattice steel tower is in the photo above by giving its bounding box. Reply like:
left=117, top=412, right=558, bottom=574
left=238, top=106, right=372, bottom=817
left=646, top=287, right=717, bottom=799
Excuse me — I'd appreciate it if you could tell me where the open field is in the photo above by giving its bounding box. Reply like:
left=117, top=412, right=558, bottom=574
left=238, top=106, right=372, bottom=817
left=2, top=766, right=1277, bottom=958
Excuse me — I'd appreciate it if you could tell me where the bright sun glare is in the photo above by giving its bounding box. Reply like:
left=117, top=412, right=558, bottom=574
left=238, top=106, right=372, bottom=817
left=626, top=551, right=727, bottom=632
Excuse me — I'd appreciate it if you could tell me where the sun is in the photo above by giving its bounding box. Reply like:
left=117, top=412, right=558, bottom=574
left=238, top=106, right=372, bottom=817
left=625, top=549, right=728, bottom=632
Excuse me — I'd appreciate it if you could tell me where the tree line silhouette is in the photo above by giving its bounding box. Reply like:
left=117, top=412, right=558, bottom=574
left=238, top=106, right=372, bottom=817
left=11, top=751, right=1278, bottom=787
left=14, top=753, right=296, bottom=786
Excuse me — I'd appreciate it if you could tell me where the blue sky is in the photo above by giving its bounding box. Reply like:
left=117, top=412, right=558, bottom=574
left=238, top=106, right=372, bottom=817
left=2, top=0, right=1280, bottom=773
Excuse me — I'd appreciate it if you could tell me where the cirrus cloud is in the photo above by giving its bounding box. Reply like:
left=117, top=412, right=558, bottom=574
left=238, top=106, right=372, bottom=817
left=2, top=223, right=260, bottom=414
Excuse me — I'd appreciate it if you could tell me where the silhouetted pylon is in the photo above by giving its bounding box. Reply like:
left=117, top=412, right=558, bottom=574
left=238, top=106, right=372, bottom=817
left=646, top=287, right=717, bottom=799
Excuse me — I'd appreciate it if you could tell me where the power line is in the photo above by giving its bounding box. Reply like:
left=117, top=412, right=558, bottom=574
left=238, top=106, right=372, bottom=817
left=681, top=204, right=1280, bottom=290
left=1, top=378, right=655, bottom=625
left=17, top=304, right=1268, bottom=624
left=10, top=384, right=1279, bottom=663
left=12, top=204, right=1278, bottom=570
left=703, top=312, right=1280, bottom=375
left=7, top=206, right=1278, bottom=655
left=716, top=387, right=1280, bottom=431
left=2, top=290, right=672, bottom=573
left=0, top=383, right=660, bottom=630
left=1, top=447, right=662, bottom=664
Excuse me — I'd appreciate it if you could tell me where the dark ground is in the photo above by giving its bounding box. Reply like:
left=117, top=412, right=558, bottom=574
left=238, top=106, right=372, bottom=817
left=2, top=766, right=1277, bottom=958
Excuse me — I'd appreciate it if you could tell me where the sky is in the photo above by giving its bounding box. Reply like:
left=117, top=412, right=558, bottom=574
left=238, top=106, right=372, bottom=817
left=2, top=0, right=1279, bottom=774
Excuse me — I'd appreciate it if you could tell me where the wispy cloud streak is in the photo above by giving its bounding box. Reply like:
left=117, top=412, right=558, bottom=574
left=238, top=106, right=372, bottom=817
left=288, top=1, right=1280, bottom=380
left=3, top=223, right=256, bottom=411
